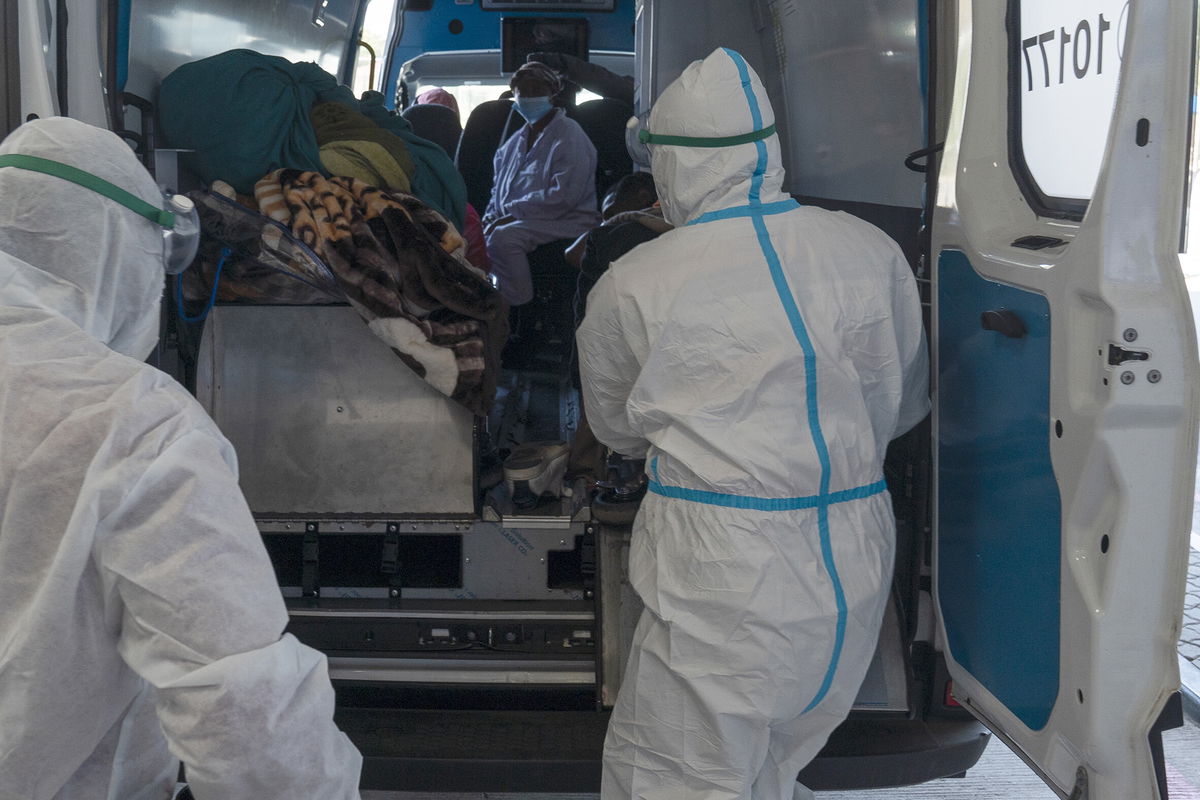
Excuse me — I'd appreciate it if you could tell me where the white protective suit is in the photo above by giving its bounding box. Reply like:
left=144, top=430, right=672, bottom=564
left=0, top=118, right=362, bottom=799
left=577, top=49, right=929, bottom=799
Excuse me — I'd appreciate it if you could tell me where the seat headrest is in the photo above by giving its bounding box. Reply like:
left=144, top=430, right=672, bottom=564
left=401, top=103, right=464, bottom=158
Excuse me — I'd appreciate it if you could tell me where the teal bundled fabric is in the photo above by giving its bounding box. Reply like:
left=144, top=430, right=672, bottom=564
left=158, top=49, right=467, bottom=228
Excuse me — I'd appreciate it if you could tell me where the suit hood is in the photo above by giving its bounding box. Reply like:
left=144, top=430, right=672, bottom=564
left=0, top=117, right=165, bottom=359
left=647, top=48, right=788, bottom=227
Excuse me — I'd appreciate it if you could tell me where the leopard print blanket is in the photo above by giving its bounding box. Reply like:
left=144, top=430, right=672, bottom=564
left=186, top=171, right=505, bottom=416
left=280, top=169, right=503, bottom=415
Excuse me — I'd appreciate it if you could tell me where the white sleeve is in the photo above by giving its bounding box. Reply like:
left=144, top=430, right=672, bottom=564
left=576, top=270, right=650, bottom=457
left=94, top=429, right=362, bottom=800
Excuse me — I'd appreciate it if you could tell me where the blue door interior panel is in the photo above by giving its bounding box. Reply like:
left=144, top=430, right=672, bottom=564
left=117, top=0, right=132, bottom=91
left=936, top=249, right=1061, bottom=732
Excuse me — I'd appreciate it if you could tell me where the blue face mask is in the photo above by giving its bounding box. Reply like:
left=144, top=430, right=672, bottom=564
left=514, top=96, right=554, bottom=124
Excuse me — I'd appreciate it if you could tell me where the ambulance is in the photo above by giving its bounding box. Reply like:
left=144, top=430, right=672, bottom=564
left=6, top=0, right=1197, bottom=797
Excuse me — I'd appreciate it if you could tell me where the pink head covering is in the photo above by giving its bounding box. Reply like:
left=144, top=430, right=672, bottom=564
left=415, top=87, right=460, bottom=117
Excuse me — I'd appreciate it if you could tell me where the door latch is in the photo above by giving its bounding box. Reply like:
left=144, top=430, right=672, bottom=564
left=980, top=309, right=1026, bottom=339
left=1107, top=344, right=1150, bottom=366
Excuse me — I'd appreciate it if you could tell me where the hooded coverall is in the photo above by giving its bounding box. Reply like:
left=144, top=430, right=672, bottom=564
left=0, top=118, right=362, bottom=799
left=577, top=48, right=929, bottom=799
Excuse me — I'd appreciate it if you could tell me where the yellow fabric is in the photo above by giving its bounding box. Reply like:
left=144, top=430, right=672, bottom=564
left=319, top=140, right=412, bottom=193
left=310, top=101, right=417, bottom=183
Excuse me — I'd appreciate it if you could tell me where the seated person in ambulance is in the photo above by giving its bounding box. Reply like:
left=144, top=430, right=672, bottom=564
left=483, top=61, right=601, bottom=305
left=0, top=117, right=362, bottom=800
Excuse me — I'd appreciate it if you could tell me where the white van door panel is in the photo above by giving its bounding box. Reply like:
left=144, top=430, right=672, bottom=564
left=18, top=0, right=59, bottom=120
left=932, top=0, right=1199, bottom=798
left=123, top=0, right=363, bottom=101
left=634, top=0, right=773, bottom=113
left=64, top=0, right=109, bottom=128
left=763, top=0, right=926, bottom=208
left=17, top=0, right=112, bottom=129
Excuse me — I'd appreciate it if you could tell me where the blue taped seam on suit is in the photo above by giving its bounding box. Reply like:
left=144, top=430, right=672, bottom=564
left=721, top=47, right=847, bottom=715
left=648, top=475, right=887, bottom=511
left=722, top=48, right=766, bottom=207
left=753, top=209, right=846, bottom=714
left=687, top=199, right=799, bottom=227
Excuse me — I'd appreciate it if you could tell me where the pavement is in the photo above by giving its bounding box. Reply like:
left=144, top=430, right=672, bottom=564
left=1183, top=538, right=1200, bottom=717
left=1179, top=276, right=1200, bottom=717
left=1189, top=535, right=1200, bottom=670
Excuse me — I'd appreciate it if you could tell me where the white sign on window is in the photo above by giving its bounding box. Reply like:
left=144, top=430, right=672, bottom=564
left=1019, top=0, right=1130, bottom=202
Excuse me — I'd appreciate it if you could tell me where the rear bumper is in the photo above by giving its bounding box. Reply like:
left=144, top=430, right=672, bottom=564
left=799, top=716, right=990, bottom=790
left=338, top=705, right=989, bottom=793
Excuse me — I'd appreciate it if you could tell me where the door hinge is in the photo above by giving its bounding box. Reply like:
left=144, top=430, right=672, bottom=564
left=381, top=522, right=403, bottom=601
left=301, top=523, right=320, bottom=598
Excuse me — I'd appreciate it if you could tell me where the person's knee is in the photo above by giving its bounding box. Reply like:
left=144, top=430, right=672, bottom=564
left=485, top=223, right=527, bottom=255
left=485, top=227, right=536, bottom=304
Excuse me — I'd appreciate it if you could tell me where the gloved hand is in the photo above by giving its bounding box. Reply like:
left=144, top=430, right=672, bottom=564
left=527, top=51, right=575, bottom=73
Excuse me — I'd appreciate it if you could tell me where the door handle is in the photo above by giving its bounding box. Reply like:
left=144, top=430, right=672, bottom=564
left=980, top=309, right=1026, bottom=339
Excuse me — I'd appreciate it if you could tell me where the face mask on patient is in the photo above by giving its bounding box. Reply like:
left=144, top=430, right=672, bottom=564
left=514, top=95, right=554, bottom=124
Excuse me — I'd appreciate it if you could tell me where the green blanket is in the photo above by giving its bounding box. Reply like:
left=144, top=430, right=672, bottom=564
left=158, top=48, right=466, bottom=228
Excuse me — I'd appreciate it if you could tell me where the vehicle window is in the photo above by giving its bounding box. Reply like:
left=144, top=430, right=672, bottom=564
left=421, top=81, right=508, bottom=123
left=416, top=82, right=601, bottom=125
left=1012, top=0, right=1129, bottom=217
left=353, top=0, right=399, bottom=96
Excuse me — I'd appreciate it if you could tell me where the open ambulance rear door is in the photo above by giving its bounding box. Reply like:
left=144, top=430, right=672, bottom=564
left=932, top=1, right=1200, bottom=798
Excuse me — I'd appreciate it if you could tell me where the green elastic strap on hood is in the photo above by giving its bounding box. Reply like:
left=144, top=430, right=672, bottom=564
left=0, top=154, right=176, bottom=228
left=638, top=123, right=776, bottom=148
